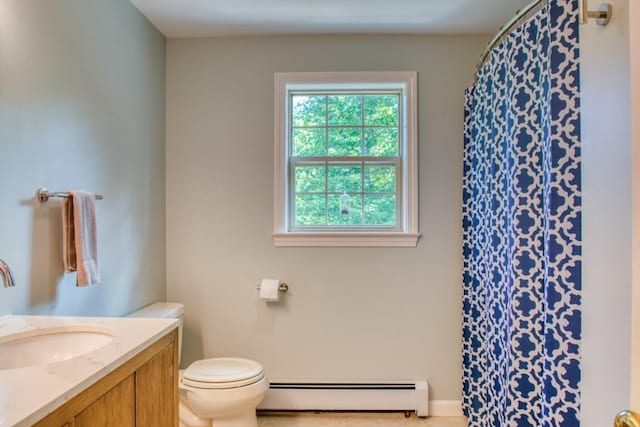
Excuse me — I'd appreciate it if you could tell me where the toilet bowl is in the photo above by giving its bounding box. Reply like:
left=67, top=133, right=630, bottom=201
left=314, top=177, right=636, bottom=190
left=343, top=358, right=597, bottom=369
left=128, top=303, right=267, bottom=427
left=180, top=358, right=268, bottom=427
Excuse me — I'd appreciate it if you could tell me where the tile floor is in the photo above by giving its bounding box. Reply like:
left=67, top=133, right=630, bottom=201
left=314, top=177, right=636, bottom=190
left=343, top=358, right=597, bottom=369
left=257, top=412, right=468, bottom=426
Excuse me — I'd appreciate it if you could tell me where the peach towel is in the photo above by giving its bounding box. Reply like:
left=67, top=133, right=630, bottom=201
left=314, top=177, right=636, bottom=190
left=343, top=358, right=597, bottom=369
left=62, top=191, right=100, bottom=286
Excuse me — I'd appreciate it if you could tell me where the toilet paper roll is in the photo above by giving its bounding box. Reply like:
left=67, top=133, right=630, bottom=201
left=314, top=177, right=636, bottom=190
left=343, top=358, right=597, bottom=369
left=260, top=279, right=281, bottom=302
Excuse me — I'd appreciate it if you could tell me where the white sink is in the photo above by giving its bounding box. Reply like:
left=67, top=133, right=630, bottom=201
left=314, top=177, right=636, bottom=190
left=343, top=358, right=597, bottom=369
left=0, top=326, right=114, bottom=370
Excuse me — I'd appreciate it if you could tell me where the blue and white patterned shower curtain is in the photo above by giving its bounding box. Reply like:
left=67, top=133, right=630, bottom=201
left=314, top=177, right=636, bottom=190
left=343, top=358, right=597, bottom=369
left=461, top=0, right=581, bottom=426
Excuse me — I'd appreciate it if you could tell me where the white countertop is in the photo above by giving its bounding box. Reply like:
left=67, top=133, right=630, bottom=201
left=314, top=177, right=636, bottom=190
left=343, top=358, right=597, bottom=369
left=0, top=315, right=178, bottom=427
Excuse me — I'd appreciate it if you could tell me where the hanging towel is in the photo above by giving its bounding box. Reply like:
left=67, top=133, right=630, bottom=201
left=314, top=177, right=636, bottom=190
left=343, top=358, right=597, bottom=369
left=62, top=191, right=100, bottom=286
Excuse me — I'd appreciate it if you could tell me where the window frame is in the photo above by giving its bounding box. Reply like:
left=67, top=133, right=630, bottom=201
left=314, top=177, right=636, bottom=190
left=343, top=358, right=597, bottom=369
left=273, top=72, right=420, bottom=247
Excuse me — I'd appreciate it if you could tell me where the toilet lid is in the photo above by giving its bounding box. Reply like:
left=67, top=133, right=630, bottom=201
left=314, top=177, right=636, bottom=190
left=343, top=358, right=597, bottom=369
left=182, top=358, right=265, bottom=389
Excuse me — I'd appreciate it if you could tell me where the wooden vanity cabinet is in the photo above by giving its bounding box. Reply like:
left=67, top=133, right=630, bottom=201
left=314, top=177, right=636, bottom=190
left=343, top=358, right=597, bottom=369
left=74, top=375, right=135, bottom=426
left=34, top=328, right=178, bottom=427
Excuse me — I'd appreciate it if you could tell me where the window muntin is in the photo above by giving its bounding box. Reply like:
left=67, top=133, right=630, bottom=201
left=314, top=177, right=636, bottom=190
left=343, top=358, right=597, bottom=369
left=288, top=91, right=402, bottom=231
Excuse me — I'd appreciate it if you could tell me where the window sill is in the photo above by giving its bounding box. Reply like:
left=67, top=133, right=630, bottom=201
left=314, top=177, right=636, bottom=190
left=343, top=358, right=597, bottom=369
left=272, top=232, right=421, bottom=247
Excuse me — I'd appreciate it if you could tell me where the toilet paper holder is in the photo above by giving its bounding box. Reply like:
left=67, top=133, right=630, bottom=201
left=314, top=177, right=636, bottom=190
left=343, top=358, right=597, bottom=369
left=256, top=282, right=289, bottom=292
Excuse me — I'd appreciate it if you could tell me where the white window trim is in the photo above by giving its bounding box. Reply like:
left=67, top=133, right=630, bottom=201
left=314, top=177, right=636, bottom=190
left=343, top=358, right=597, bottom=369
left=273, top=71, right=420, bottom=247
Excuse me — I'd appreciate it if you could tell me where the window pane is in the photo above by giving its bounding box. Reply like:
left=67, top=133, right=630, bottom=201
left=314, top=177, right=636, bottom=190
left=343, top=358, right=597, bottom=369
left=328, top=194, right=363, bottom=225
left=364, top=194, right=396, bottom=225
left=295, top=194, right=326, bottom=225
left=292, top=95, right=326, bottom=127
left=328, top=165, right=362, bottom=193
left=295, top=165, right=326, bottom=193
left=365, top=165, right=396, bottom=193
left=328, top=95, right=362, bottom=126
left=364, top=95, right=398, bottom=126
left=365, top=128, right=399, bottom=156
left=328, top=128, right=361, bottom=157
left=293, top=128, right=326, bottom=157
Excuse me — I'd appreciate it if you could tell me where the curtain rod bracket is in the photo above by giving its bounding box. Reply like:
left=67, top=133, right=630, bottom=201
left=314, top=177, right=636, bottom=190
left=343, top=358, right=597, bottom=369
left=580, top=1, right=612, bottom=26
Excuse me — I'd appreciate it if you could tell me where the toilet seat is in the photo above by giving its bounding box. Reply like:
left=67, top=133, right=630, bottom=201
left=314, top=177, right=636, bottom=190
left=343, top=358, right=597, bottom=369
left=182, top=358, right=265, bottom=389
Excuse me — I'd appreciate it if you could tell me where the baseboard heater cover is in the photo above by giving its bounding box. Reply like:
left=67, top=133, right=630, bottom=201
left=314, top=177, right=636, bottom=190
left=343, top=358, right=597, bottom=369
left=258, top=379, right=429, bottom=417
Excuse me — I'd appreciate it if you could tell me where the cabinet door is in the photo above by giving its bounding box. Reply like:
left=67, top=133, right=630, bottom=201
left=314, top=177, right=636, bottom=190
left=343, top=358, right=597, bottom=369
left=135, top=342, right=178, bottom=427
left=74, top=375, right=135, bottom=427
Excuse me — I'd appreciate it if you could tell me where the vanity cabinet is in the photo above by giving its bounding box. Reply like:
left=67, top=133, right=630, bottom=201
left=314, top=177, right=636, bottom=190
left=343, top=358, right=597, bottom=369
left=74, top=376, right=135, bottom=426
left=34, top=328, right=178, bottom=427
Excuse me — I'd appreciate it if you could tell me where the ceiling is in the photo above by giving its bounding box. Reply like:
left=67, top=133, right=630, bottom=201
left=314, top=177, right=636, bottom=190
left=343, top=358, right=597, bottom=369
left=128, top=0, right=532, bottom=38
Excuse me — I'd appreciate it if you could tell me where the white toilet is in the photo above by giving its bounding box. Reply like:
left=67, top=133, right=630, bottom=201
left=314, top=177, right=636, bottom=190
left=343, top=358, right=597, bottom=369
left=128, top=303, right=268, bottom=427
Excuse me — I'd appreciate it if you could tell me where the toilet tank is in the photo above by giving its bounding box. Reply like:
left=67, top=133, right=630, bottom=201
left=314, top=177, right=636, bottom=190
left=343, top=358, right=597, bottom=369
left=127, top=302, right=184, bottom=364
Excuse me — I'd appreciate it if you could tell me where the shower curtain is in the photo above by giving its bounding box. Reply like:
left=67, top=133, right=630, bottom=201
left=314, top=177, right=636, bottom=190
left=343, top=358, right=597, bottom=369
left=461, top=1, right=581, bottom=426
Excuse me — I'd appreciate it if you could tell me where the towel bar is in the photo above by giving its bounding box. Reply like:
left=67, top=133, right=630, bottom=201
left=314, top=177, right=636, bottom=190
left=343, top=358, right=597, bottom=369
left=36, top=187, right=104, bottom=203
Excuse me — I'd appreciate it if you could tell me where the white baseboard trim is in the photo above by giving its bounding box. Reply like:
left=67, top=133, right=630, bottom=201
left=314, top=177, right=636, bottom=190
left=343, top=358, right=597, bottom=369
left=429, top=400, right=463, bottom=417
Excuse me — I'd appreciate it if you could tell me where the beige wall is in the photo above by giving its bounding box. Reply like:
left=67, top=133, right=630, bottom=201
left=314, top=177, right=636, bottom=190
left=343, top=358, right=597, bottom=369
left=630, top=0, right=640, bottom=411
left=581, top=0, right=633, bottom=424
left=0, top=0, right=166, bottom=316
left=166, top=34, right=485, bottom=400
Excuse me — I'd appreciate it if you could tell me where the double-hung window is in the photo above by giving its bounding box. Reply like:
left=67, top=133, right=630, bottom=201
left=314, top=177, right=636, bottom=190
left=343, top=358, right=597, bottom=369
left=273, top=72, right=419, bottom=247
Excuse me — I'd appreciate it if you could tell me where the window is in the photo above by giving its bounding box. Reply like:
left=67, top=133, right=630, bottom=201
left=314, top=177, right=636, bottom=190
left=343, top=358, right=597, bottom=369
left=273, top=72, right=419, bottom=247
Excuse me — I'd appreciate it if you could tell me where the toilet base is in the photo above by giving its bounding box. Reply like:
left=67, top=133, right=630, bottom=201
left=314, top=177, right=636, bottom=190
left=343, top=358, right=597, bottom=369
left=179, top=400, right=258, bottom=427
left=179, top=397, right=209, bottom=427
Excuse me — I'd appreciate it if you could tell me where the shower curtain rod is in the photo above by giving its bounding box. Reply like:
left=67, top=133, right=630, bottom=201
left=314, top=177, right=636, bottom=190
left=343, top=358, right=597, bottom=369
left=474, top=0, right=612, bottom=80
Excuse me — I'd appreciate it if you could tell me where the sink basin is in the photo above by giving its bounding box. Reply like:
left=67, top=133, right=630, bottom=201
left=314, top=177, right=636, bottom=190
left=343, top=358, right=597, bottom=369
left=0, top=326, right=113, bottom=370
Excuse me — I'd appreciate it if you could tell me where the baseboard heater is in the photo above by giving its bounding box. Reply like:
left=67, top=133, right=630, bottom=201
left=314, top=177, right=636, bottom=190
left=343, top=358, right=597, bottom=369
left=258, top=379, right=429, bottom=417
